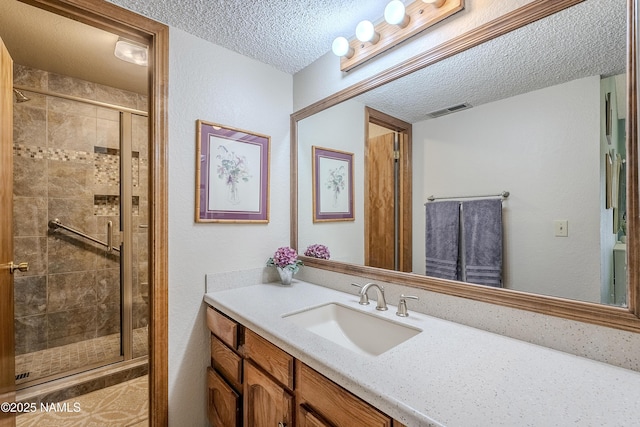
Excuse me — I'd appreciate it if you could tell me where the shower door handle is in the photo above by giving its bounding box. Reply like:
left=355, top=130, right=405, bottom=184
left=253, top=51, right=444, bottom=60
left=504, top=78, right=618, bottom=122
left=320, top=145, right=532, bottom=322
left=9, top=262, right=29, bottom=274
left=107, top=221, right=113, bottom=252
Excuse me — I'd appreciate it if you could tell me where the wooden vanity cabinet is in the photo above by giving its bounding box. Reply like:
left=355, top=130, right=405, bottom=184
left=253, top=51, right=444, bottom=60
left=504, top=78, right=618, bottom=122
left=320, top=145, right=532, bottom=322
left=206, top=305, right=407, bottom=427
left=206, top=307, right=243, bottom=427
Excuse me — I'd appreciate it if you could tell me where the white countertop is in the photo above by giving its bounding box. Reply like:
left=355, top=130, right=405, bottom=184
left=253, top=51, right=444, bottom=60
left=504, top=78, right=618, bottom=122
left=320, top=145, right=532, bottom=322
left=204, top=281, right=640, bottom=427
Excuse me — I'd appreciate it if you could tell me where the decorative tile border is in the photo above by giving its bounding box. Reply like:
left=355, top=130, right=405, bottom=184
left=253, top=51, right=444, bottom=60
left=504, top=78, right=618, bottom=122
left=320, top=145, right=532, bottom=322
left=94, top=195, right=140, bottom=216
left=14, top=143, right=147, bottom=198
left=13, top=144, right=93, bottom=162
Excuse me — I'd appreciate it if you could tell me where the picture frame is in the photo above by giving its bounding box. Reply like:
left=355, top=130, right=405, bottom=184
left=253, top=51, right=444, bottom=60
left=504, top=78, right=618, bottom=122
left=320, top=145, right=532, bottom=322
left=312, top=146, right=354, bottom=222
left=196, top=120, right=270, bottom=223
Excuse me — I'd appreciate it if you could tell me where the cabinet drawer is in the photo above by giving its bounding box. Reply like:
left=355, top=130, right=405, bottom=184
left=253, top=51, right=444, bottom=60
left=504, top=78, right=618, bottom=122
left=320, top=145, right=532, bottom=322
left=296, top=361, right=392, bottom=427
left=206, top=367, right=241, bottom=427
left=243, top=328, right=294, bottom=390
left=212, top=334, right=243, bottom=391
left=207, top=306, right=239, bottom=350
left=299, top=404, right=336, bottom=427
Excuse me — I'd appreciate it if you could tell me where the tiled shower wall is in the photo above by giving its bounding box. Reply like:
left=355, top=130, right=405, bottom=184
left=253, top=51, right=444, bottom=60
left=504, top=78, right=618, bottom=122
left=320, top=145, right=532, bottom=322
left=12, top=64, right=149, bottom=356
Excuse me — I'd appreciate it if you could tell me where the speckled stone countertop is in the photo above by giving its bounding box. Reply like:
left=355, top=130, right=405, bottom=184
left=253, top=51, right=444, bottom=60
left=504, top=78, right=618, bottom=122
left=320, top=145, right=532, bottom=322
left=204, top=281, right=640, bottom=427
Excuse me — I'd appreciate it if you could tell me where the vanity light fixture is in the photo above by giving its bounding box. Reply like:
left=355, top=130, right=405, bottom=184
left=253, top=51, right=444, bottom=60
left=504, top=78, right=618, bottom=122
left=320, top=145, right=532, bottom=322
left=333, top=0, right=463, bottom=71
left=114, top=38, right=148, bottom=66
left=385, top=0, right=411, bottom=28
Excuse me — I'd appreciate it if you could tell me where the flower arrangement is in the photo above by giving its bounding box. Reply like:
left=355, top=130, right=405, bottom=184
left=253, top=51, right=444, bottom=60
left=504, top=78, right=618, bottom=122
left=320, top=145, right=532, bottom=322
left=216, top=145, right=251, bottom=204
left=304, top=244, right=330, bottom=260
left=326, top=165, right=346, bottom=207
left=266, top=246, right=303, bottom=273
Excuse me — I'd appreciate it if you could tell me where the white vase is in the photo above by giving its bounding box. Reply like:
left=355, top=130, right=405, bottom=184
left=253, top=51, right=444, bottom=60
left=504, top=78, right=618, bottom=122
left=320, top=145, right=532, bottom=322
left=276, top=267, right=294, bottom=286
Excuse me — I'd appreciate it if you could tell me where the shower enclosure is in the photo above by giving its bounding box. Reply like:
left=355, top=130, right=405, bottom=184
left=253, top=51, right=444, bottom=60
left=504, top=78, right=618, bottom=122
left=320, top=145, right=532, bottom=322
left=12, top=63, right=149, bottom=390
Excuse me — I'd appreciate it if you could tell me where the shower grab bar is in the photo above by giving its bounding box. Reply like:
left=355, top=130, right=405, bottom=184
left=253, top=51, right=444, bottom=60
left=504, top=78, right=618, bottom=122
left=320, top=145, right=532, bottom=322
left=49, top=218, right=120, bottom=253
left=426, top=191, right=510, bottom=202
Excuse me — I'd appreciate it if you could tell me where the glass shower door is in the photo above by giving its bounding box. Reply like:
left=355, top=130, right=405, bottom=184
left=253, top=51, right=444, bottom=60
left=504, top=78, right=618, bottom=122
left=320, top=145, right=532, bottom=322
left=12, top=72, right=148, bottom=387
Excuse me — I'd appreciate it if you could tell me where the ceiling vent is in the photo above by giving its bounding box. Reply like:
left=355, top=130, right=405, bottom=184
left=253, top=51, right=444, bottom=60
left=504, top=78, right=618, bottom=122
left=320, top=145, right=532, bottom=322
left=426, top=103, right=472, bottom=118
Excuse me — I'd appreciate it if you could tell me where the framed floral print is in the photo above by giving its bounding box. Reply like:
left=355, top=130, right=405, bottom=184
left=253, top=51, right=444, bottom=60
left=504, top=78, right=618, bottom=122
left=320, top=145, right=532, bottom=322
left=312, top=146, right=354, bottom=222
left=196, top=120, right=270, bottom=222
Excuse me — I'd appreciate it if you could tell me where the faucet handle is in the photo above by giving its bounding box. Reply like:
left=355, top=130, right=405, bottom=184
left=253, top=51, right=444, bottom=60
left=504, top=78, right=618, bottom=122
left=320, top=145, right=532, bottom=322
left=396, top=295, right=419, bottom=317
left=350, top=283, right=370, bottom=305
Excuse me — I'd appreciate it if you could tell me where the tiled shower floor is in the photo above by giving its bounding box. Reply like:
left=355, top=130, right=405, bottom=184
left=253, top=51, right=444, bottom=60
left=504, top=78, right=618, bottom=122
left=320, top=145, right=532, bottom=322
left=15, top=327, right=148, bottom=386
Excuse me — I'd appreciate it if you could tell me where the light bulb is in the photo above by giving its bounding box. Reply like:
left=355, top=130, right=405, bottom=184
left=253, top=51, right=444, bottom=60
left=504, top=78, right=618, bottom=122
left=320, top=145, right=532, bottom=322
left=355, top=20, right=380, bottom=44
left=332, top=37, right=354, bottom=58
left=385, top=1, right=410, bottom=28
left=422, top=0, right=446, bottom=7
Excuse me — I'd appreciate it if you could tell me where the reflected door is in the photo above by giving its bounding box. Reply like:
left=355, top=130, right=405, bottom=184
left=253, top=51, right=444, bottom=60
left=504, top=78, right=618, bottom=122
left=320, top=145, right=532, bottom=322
left=366, top=132, right=397, bottom=269
left=365, top=108, right=412, bottom=272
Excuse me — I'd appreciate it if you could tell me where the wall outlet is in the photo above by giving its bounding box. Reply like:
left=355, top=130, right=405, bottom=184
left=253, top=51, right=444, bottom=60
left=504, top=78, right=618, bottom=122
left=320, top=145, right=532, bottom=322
left=554, top=220, right=568, bottom=237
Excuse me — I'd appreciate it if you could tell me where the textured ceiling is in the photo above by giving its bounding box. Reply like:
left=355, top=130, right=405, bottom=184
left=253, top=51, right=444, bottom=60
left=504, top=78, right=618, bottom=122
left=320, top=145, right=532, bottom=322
left=355, top=0, right=627, bottom=123
left=0, top=0, right=627, bottom=121
left=106, top=0, right=392, bottom=74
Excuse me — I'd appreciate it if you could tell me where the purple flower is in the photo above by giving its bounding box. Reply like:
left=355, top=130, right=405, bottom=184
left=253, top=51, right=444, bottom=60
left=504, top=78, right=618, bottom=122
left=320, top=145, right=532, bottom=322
left=267, top=246, right=303, bottom=272
left=304, top=244, right=330, bottom=260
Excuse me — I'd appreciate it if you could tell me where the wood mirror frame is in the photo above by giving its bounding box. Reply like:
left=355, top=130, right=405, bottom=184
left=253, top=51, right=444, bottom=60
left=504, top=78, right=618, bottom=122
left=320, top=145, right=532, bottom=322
left=19, top=0, right=169, bottom=425
left=291, top=0, right=640, bottom=333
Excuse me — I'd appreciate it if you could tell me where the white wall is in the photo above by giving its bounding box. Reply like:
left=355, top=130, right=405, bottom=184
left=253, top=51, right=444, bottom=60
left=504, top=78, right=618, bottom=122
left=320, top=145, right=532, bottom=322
left=297, top=100, right=365, bottom=264
left=168, top=28, right=292, bottom=426
left=293, top=0, right=535, bottom=111
left=413, top=76, right=601, bottom=302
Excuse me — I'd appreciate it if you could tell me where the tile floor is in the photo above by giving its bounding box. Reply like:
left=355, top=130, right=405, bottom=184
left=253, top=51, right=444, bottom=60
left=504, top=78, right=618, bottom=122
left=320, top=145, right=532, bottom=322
left=16, top=375, right=148, bottom=426
left=15, top=327, right=148, bottom=385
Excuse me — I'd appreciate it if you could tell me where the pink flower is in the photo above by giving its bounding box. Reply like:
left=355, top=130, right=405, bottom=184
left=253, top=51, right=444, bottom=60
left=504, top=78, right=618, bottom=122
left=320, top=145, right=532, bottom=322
left=304, top=244, right=330, bottom=260
left=267, top=246, right=303, bottom=272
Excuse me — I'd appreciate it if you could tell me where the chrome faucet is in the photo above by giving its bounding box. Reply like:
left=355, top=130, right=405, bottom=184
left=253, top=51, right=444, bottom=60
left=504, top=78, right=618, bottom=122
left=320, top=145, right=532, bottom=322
left=352, top=282, right=388, bottom=311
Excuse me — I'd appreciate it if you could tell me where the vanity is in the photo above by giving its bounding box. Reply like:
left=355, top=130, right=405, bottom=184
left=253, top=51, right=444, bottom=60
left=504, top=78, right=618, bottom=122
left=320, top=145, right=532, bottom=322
left=204, top=280, right=640, bottom=426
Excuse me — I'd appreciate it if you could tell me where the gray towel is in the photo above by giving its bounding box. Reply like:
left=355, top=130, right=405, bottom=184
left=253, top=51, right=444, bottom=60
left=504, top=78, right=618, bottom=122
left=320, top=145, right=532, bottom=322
left=425, top=201, right=460, bottom=280
left=461, top=199, right=503, bottom=287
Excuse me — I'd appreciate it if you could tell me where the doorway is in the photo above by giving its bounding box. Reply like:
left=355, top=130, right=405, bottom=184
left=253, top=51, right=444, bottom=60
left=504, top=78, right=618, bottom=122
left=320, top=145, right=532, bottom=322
left=364, top=107, right=412, bottom=272
left=0, top=0, right=168, bottom=425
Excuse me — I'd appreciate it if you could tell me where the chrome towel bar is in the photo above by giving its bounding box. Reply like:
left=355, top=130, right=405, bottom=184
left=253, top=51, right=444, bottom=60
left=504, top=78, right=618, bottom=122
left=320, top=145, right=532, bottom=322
left=426, top=191, right=510, bottom=202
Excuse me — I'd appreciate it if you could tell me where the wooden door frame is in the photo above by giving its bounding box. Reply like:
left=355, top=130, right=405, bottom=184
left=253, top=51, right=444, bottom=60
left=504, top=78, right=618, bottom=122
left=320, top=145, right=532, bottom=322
left=18, top=0, right=169, bottom=424
left=1, top=34, right=16, bottom=427
left=364, top=107, right=412, bottom=272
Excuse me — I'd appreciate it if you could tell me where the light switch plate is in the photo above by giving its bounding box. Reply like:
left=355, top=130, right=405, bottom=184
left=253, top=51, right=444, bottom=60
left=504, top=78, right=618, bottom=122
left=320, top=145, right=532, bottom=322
left=554, top=220, right=568, bottom=237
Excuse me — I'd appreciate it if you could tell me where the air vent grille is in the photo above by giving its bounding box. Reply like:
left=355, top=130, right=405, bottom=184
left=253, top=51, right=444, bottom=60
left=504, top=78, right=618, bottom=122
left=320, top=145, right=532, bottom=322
left=426, top=103, right=472, bottom=118
left=15, top=372, right=30, bottom=381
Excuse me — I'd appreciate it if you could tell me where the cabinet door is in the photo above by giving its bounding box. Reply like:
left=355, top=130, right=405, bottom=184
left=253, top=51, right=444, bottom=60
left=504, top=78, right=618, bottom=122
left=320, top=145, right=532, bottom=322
left=207, top=367, right=241, bottom=427
left=299, top=404, right=335, bottom=427
left=296, top=361, right=392, bottom=427
left=244, top=361, right=293, bottom=427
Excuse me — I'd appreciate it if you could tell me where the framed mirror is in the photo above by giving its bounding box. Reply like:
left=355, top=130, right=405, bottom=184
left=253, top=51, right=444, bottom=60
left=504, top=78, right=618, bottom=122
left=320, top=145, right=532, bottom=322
left=291, top=0, right=640, bottom=332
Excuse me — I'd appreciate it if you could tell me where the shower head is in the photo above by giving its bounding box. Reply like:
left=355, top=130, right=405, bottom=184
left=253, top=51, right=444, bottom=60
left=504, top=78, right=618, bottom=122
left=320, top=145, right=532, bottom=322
left=13, top=88, right=30, bottom=103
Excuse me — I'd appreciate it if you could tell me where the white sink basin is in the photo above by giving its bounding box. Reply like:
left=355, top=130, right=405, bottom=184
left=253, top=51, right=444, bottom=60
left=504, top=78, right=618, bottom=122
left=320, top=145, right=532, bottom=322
left=282, top=303, right=421, bottom=356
